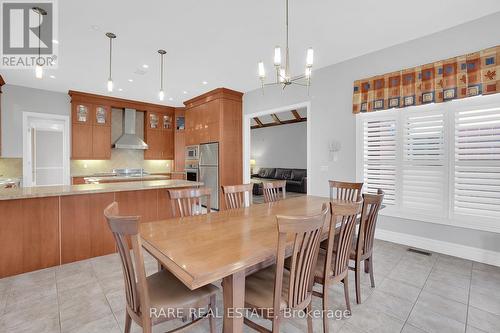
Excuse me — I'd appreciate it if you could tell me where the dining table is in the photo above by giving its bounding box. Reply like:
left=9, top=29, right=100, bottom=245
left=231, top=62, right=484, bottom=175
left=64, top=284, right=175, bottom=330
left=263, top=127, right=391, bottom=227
left=139, top=195, right=333, bottom=333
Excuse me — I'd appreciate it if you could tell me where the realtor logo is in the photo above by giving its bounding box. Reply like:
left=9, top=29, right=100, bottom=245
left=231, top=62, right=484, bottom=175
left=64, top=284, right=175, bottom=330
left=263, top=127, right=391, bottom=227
left=1, top=0, right=58, bottom=69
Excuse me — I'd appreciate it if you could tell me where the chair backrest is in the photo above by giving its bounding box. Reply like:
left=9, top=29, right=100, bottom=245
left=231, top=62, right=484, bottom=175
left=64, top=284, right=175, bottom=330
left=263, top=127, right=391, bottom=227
left=274, top=203, right=329, bottom=311
left=263, top=180, right=286, bottom=203
left=222, top=184, right=253, bottom=209
left=356, top=189, right=384, bottom=257
left=104, top=202, right=148, bottom=317
left=328, top=180, right=363, bottom=201
left=324, top=200, right=363, bottom=277
left=168, top=187, right=212, bottom=217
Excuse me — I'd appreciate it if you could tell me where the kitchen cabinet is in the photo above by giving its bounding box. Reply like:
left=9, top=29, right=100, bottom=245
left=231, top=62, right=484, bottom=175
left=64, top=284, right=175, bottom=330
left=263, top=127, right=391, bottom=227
left=144, top=110, right=174, bottom=160
left=71, top=103, right=111, bottom=159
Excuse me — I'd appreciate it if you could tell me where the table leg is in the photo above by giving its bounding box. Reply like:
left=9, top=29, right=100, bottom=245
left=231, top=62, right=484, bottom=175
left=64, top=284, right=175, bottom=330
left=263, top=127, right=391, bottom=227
left=222, top=270, right=245, bottom=333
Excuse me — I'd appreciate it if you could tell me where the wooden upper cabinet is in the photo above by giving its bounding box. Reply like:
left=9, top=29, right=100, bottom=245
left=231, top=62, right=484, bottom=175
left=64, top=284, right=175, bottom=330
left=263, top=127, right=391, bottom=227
left=92, top=125, right=111, bottom=159
left=72, top=123, right=93, bottom=159
left=144, top=110, right=174, bottom=160
left=71, top=103, right=111, bottom=159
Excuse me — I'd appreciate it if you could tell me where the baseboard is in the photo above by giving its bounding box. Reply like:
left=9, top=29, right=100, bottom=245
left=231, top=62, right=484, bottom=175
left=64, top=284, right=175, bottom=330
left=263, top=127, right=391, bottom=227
left=375, top=228, right=500, bottom=267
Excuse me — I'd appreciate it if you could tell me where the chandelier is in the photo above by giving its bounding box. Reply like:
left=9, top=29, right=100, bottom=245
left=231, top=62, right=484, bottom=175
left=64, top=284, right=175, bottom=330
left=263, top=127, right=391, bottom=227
left=257, top=0, right=314, bottom=90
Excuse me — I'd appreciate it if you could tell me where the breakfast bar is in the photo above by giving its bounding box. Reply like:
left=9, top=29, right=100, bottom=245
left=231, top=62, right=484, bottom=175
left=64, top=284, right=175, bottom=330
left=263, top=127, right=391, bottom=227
left=0, top=179, right=202, bottom=278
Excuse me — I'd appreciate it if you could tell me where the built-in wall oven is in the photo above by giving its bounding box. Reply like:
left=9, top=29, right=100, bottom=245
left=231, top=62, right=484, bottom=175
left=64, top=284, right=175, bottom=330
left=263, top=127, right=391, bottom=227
left=185, top=160, right=199, bottom=182
left=185, top=145, right=199, bottom=160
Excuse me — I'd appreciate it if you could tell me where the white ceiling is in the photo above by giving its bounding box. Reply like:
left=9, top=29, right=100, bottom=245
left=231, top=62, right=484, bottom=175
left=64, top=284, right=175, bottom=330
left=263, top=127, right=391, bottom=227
left=3, top=0, right=500, bottom=106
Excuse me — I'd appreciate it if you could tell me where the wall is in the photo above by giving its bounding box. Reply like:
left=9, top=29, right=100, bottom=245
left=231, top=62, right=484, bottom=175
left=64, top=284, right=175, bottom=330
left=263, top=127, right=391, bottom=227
left=243, top=12, right=500, bottom=256
left=0, top=85, right=171, bottom=177
left=251, top=121, right=306, bottom=171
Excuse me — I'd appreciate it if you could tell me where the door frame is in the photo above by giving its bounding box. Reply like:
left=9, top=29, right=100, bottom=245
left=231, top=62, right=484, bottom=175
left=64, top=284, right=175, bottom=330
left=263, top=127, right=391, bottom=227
left=243, top=101, right=311, bottom=193
left=22, top=112, right=71, bottom=186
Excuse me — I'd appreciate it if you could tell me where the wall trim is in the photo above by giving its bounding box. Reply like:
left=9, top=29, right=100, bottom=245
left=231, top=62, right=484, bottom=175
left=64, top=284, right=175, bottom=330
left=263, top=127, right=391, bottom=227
left=375, top=228, right=500, bottom=267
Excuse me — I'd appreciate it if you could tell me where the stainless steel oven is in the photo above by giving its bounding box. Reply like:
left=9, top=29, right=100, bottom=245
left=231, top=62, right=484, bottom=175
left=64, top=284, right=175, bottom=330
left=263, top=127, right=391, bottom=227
left=185, top=168, right=199, bottom=182
left=185, top=145, right=199, bottom=160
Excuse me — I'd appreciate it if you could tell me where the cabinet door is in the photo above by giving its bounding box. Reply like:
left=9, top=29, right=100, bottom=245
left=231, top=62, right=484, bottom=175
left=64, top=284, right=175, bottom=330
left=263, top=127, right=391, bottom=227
left=93, top=105, right=111, bottom=126
left=72, top=123, right=92, bottom=159
left=147, top=112, right=161, bottom=130
left=72, top=103, right=92, bottom=125
left=163, top=129, right=174, bottom=159
left=92, top=126, right=111, bottom=159
left=145, top=130, right=161, bottom=159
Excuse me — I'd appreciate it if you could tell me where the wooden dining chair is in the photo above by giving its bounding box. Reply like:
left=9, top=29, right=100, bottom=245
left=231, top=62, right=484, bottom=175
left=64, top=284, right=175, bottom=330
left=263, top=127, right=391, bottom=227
left=243, top=203, right=329, bottom=333
left=313, top=200, right=363, bottom=333
left=103, top=202, right=218, bottom=333
left=262, top=180, right=286, bottom=203
left=351, top=189, right=384, bottom=304
left=168, top=187, right=211, bottom=217
left=328, top=180, right=363, bottom=201
left=221, top=183, right=253, bottom=209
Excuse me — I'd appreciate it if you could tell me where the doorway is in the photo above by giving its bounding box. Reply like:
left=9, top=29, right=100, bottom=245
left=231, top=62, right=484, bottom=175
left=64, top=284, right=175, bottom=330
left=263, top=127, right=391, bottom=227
left=243, top=102, right=311, bottom=203
left=22, top=112, right=70, bottom=187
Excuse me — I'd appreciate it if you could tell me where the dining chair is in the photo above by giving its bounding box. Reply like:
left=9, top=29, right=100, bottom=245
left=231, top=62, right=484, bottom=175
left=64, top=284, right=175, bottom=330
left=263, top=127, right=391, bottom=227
left=243, top=203, right=329, bottom=333
left=328, top=180, right=363, bottom=201
left=103, top=202, right=217, bottom=333
left=262, top=180, right=286, bottom=203
left=351, top=189, right=384, bottom=304
left=168, top=187, right=211, bottom=217
left=313, top=200, right=363, bottom=333
left=221, top=183, right=253, bottom=209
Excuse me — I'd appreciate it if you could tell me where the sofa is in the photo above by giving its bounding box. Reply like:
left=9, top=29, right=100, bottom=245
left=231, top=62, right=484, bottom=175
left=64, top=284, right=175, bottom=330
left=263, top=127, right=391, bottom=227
left=251, top=168, right=307, bottom=194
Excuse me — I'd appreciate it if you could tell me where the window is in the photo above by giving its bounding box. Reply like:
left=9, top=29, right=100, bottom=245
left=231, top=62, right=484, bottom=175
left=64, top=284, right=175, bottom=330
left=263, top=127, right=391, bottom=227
left=453, top=107, right=500, bottom=219
left=357, top=95, right=500, bottom=232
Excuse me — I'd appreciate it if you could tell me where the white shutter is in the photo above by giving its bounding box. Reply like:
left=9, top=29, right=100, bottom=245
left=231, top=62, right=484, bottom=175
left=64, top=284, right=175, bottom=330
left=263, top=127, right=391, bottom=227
left=363, top=118, right=397, bottom=205
left=454, top=107, right=500, bottom=218
left=402, top=112, right=446, bottom=212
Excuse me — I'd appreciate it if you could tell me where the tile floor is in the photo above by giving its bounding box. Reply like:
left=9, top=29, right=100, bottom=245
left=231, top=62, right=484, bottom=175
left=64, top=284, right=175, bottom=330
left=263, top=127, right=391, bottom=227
left=1, top=239, right=499, bottom=333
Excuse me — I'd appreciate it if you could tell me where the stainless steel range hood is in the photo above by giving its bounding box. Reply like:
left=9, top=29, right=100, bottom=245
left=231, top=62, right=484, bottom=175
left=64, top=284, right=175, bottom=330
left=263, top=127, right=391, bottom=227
left=112, top=108, right=148, bottom=150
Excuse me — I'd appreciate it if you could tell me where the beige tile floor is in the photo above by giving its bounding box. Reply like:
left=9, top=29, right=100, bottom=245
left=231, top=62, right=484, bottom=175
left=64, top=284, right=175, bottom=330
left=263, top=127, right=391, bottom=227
left=1, top=239, right=500, bottom=333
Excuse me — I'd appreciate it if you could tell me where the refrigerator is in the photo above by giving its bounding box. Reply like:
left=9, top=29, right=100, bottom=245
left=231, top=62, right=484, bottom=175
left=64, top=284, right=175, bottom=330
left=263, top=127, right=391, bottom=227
left=199, top=142, right=219, bottom=210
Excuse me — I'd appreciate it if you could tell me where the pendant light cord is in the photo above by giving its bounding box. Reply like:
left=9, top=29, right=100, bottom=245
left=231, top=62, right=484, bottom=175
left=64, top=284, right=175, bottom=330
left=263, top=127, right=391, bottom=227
left=160, top=52, right=164, bottom=91
left=37, top=12, right=41, bottom=66
left=285, top=0, right=289, bottom=78
left=108, top=37, right=112, bottom=80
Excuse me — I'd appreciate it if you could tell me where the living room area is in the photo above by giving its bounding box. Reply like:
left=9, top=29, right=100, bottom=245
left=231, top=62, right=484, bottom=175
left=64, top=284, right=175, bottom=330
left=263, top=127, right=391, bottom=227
left=250, top=107, right=307, bottom=204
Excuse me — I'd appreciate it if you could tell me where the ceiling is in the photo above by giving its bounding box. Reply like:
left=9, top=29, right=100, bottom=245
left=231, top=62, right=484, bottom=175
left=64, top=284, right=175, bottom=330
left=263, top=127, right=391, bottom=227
left=251, top=108, right=306, bottom=129
left=2, top=0, right=500, bottom=106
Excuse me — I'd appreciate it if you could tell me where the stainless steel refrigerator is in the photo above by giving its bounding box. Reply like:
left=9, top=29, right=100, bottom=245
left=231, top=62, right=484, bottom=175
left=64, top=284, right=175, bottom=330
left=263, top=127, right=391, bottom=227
left=199, top=142, right=219, bottom=210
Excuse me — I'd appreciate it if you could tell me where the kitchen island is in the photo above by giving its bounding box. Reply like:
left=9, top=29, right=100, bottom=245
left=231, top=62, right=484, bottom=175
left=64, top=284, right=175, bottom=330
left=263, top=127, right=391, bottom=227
left=0, top=179, right=202, bottom=278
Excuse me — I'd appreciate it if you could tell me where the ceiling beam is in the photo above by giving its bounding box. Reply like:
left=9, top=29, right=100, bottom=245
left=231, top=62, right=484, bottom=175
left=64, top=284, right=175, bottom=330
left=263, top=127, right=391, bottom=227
left=271, top=114, right=282, bottom=124
left=291, top=110, right=302, bottom=120
left=250, top=117, right=306, bottom=129
left=253, top=117, right=264, bottom=127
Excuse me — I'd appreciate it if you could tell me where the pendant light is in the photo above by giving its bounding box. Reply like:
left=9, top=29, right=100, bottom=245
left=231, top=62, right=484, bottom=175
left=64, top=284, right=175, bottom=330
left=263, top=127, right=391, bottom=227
left=32, top=7, right=47, bottom=79
left=105, top=32, right=116, bottom=92
left=158, top=49, right=166, bottom=101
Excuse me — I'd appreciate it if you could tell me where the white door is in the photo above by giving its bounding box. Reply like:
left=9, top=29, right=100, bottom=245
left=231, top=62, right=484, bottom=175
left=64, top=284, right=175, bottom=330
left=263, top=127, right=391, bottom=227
left=23, top=112, right=70, bottom=187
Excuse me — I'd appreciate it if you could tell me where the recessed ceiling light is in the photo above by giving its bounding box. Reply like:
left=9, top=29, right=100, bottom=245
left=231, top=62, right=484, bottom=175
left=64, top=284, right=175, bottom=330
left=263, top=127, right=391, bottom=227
left=202, top=81, right=208, bottom=85
left=90, top=25, right=100, bottom=31
left=128, top=79, right=133, bottom=82
left=49, top=75, right=56, bottom=79
left=183, top=91, right=188, bottom=94
left=142, top=64, right=149, bottom=69
left=118, top=88, right=123, bottom=91
left=52, top=39, right=59, bottom=44
left=168, top=97, right=173, bottom=101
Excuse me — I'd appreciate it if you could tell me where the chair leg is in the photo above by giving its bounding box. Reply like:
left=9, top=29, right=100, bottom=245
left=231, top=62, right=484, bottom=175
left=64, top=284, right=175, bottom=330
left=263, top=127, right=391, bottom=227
left=364, top=257, right=370, bottom=273
left=322, top=284, right=329, bottom=333
left=208, top=294, right=216, bottom=333
left=343, top=277, right=351, bottom=314
left=368, top=256, right=375, bottom=288
left=124, top=312, right=132, bottom=333
left=272, top=317, right=281, bottom=333
left=355, top=260, right=361, bottom=304
left=306, top=303, right=313, bottom=333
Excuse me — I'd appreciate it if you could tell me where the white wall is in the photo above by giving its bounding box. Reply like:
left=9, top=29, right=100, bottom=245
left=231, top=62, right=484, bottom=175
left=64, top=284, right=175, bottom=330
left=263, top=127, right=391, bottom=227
left=1, top=84, right=70, bottom=158
left=251, top=122, right=306, bottom=170
left=243, top=12, right=500, bottom=255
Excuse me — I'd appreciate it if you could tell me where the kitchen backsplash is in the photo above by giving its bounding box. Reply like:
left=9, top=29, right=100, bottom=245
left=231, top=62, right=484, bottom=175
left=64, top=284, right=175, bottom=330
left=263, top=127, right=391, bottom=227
left=0, top=158, right=22, bottom=177
left=71, top=149, right=172, bottom=176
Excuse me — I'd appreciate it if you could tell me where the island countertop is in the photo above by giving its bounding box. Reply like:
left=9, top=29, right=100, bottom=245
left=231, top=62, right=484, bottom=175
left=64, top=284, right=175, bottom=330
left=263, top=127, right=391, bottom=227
left=0, top=179, right=203, bottom=201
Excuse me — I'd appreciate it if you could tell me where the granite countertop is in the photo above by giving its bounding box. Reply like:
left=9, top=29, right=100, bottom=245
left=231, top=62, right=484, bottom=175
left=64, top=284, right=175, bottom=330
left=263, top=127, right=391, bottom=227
left=0, top=179, right=203, bottom=201
left=84, top=175, right=169, bottom=182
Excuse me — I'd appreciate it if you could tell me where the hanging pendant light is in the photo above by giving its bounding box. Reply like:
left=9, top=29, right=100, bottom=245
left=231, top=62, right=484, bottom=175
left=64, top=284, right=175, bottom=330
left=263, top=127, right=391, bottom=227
left=32, top=7, right=47, bottom=79
left=105, top=32, right=116, bottom=92
left=158, top=49, right=166, bottom=101
left=256, top=0, right=314, bottom=91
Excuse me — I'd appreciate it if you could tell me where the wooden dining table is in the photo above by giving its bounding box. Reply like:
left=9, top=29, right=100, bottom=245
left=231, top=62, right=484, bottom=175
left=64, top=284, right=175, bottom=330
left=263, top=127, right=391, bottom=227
left=139, top=195, right=332, bottom=333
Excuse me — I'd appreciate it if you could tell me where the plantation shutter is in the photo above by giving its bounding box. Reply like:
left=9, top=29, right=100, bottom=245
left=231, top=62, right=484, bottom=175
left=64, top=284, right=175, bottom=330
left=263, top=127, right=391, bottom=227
left=454, top=107, right=500, bottom=218
left=363, top=118, right=397, bottom=205
left=401, top=112, right=446, bottom=212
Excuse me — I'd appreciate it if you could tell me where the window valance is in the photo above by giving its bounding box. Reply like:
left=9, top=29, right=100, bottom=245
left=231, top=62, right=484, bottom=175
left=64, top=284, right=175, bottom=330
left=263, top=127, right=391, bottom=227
left=352, top=45, right=499, bottom=114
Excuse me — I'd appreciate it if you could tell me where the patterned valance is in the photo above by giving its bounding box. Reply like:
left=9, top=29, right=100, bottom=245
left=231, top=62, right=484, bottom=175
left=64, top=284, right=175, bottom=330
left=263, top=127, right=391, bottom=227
left=352, top=45, right=499, bottom=114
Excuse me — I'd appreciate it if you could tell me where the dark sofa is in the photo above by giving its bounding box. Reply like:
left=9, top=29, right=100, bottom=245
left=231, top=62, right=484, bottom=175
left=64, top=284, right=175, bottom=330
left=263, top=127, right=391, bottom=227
left=251, top=168, right=307, bottom=194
